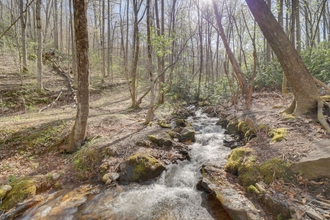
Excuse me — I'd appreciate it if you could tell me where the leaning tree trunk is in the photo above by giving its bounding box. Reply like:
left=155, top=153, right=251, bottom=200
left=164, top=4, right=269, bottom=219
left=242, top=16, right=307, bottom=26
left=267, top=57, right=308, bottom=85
left=213, top=1, right=248, bottom=97
left=245, top=0, right=319, bottom=115
left=66, top=0, right=90, bottom=153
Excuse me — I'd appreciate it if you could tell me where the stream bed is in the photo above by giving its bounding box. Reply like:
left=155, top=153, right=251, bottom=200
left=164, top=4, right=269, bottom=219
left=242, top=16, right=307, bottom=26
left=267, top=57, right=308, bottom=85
left=17, top=110, right=233, bottom=220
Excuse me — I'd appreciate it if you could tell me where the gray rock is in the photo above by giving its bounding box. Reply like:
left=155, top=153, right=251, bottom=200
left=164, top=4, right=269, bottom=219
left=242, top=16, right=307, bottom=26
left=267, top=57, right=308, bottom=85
left=175, top=119, right=186, bottom=127
left=52, top=173, right=61, bottom=180
left=102, top=173, right=120, bottom=184
left=199, top=166, right=260, bottom=220
left=290, top=140, right=330, bottom=179
left=179, top=127, right=196, bottom=142
left=226, top=121, right=238, bottom=135
left=147, top=132, right=173, bottom=147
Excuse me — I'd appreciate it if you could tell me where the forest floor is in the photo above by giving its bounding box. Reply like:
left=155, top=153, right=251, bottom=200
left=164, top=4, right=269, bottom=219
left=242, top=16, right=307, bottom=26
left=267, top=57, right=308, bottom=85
left=0, top=52, right=330, bottom=218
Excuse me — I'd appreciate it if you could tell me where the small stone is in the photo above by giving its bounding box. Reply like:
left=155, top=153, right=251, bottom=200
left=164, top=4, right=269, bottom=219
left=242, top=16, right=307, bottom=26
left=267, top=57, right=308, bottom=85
left=102, top=146, right=118, bottom=157
left=109, top=173, right=120, bottom=181
left=52, top=173, right=61, bottom=181
left=0, top=185, right=12, bottom=200
left=175, top=119, right=186, bottom=127
left=102, top=173, right=111, bottom=184
left=102, top=173, right=120, bottom=184
left=99, top=162, right=109, bottom=173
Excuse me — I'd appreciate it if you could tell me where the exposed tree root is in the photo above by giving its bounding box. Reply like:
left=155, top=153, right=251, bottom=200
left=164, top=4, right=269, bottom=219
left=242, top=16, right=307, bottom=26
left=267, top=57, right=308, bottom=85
left=317, top=98, right=330, bottom=134
left=313, top=77, right=330, bottom=94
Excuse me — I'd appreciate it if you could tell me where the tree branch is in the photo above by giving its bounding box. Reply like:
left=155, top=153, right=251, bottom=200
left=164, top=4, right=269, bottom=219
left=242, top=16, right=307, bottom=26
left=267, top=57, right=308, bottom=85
left=0, top=0, right=36, bottom=39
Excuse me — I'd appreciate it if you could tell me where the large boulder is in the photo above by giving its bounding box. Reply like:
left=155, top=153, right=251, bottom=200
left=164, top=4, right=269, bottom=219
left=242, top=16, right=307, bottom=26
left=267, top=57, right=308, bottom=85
left=119, top=153, right=166, bottom=183
left=290, top=140, right=330, bottom=180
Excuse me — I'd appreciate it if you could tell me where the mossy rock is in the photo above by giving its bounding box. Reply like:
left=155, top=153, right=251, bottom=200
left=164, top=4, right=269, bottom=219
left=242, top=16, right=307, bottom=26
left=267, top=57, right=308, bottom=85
left=247, top=185, right=261, bottom=195
left=119, top=153, right=166, bottom=183
left=268, top=128, right=287, bottom=142
left=226, top=121, right=239, bottom=135
left=73, top=145, right=100, bottom=180
left=147, top=132, right=173, bottom=147
left=225, top=148, right=292, bottom=187
left=216, top=118, right=229, bottom=128
left=282, top=113, right=295, bottom=120
left=135, top=140, right=152, bottom=147
left=259, top=158, right=292, bottom=184
left=0, top=178, right=36, bottom=211
left=175, top=119, right=186, bottom=127
left=237, top=156, right=260, bottom=187
left=179, top=127, right=196, bottom=142
left=238, top=121, right=250, bottom=134
left=0, top=185, right=12, bottom=201
left=158, top=119, right=171, bottom=128
left=225, top=147, right=252, bottom=175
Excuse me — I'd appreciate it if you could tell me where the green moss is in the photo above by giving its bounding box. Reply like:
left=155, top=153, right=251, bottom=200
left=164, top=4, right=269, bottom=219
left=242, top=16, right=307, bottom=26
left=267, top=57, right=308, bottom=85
left=237, top=156, right=260, bottom=187
left=158, top=120, right=171, bottom=128
left=0, top=178, right=36, bottom=211
left=127, top=153, right=164, bottom=182
left=247, top=185, right=260, bottom=195
left=0, top=120, right=67, bottom=154
left=225, top=148, right=292, bottom=187
left=225, top=147, right=252, bottom=175
left=147, top=135, right=158, bottom=143
left=268, top=128, right=287, bottom=142
left=175, top=119, right=186, bottom=127
left=226, top=121, right=239, bottom=134
left=73, top=144, right=100, bottom=180
left=282, top=113, right=295, bottom=120
left=259, top=158, right=292, bottom=184
left=238, top=121, right=249, bottom=134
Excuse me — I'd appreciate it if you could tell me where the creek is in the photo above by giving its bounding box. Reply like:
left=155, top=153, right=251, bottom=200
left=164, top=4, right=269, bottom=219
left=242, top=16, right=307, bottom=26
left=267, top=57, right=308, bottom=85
left=17, top=110, right=232, bottom=220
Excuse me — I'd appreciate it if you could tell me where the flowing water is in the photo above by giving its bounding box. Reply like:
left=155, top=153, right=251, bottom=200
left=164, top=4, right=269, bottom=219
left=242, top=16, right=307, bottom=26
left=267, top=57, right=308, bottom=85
left=18, top=110, right=232, bottom=220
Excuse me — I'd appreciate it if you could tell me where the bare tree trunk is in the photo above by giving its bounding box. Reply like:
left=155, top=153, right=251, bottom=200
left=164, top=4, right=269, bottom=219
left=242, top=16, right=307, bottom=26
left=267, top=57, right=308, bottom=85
left=294, top=0, right=301, bottom=52
left=44, top=0, right=53, bottom=43
left=107, top=1, right=112, bottom=81
left=131, top=0, right=143, bottom=107
left=168, top=0, right=177, bottom=91
left=197, top=0, right=203, bottom=101
left=145, top=0, right=155, bottom=124
left=20, top=0, right=27, bottom=72
left=158, top=0, right=165, bottom=104
left=266, top=0, right=271, bottom=62
left=67, top=0, right=90, bottom=153
left=60, top=0, right=63, bottom=51
left=54, top=0, right=58, bottom=50
left=92, top=1, right=99, bottom=52
left=69, top=0, right=77, bottom=88
left=36, top=0, right=42, bottom=90
left=101, top=0, right=105, bottom=83
left=278, top=0, right=288, bottom=95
